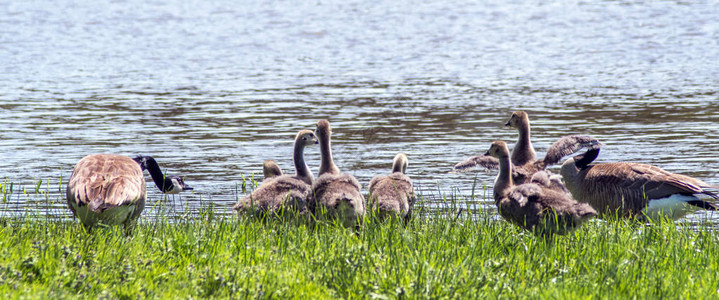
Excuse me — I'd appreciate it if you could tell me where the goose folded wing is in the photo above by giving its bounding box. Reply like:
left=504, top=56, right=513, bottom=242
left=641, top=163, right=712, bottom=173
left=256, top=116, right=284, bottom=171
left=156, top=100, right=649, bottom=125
left=70, top=160, right=145, bottom=207
left=102, top=173, right=145, bottom=207
left=622, top=164, right=715, bottom=199
left=587, top=163, right=708, bottom=200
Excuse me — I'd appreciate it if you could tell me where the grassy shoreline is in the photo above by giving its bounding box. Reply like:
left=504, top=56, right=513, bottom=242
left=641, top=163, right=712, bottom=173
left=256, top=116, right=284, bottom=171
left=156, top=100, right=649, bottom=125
left=1, top=206, right=719, bottom=299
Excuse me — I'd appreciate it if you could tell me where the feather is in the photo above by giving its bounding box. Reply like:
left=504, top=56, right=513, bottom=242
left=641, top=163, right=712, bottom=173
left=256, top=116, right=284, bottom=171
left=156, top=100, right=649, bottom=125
left=543, top=135, right=602, bottom=166
left=451, top=155, right=499, bottom=173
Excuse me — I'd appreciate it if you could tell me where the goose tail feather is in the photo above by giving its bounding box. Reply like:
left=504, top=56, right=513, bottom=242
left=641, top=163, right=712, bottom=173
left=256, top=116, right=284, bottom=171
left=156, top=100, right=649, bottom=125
left=687, top=199, right=719, bottom=211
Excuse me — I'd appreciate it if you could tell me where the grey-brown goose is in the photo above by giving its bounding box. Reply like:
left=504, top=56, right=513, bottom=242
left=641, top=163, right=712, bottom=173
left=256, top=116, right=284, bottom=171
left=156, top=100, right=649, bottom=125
left=561, top=148, right=719, bottom=220
left=368, top=153, right=417, bottom=223
left=262, top=160, right=283, bottom=180
left=454, top=111, right=600, bottom=190
left=487, top=141, right=596, bottom=236
left=504, top=110, right=601, bottom=184
left=233, top=130, right=318, bottom=217
left=453, top=135, right=601, bottom=187
left=67, top=154, right=193, bottom=230
left=504, top=111, right=536, bottom=166
left=311, top=119, right=366, bottom=228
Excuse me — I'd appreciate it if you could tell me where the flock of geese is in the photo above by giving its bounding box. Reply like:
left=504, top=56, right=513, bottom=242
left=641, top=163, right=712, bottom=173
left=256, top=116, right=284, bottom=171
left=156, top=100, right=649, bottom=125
left=65, top=113, right=719, bottom=236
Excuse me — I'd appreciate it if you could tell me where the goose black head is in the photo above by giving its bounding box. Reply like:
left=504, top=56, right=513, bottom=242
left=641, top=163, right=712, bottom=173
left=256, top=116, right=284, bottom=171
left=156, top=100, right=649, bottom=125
left=574, top=148, right=601, bottom=170
left=164, top=175, right=193, bottom=194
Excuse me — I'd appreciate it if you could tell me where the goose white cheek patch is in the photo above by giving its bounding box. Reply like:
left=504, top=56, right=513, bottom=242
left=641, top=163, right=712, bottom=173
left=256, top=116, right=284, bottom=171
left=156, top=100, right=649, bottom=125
left=165, top=178, right=184, bottom=194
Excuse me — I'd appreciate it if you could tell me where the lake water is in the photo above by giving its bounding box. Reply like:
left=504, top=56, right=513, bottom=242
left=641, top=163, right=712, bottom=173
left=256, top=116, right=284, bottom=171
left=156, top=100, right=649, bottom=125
left=2, top=0, right=718, bottom=222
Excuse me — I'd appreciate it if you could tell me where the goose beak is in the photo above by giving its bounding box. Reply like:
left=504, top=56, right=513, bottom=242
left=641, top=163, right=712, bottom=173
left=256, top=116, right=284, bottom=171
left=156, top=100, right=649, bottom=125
left=484, top=150, right=490, bottom=156
left=183, top=185, right=194, bottom=191
left=504, top=120, right=511, bottom=126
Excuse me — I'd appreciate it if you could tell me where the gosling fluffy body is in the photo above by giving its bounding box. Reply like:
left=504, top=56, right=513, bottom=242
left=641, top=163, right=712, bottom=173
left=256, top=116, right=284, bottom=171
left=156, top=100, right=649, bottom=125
left=311, top=119, right=366, bottom=228
left=488, top=141, right=596, bottom=236
left=234, top=130, right=317, bottom=217
left=369, top=153, right=416, bottom=222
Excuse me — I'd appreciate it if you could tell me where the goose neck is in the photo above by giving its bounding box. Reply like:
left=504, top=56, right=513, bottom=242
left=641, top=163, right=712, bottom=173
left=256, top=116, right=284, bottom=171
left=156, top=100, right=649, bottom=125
left=143, top=156, right=172, bottom=192
left=293, top=138, right=313, bottom=184
left=318, top=130, right=339, bottom=175
left=494, top=155, right=513, bottom=200
left=513, top=123, right=535, bottom=164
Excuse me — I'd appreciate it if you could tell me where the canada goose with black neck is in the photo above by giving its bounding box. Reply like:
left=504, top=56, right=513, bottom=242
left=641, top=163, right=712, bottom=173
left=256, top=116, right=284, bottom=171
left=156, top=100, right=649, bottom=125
left=66, top=154, right=192, bottom=230
left=311, top=119, right=366, bottom=228
left=561, top=148, right=719, bottom=220
left=369, top=153, right=416, bottom=223
left=134, top=155, right=193, bottom=194
left=487, top=141, right=596, bottom=236
left=234, top=130, right=318, bottom=217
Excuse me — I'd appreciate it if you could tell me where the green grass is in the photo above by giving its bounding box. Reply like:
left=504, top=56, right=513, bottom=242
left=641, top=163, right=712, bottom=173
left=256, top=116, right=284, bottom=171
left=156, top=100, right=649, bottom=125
left=1, top=201, right=719, bottom=299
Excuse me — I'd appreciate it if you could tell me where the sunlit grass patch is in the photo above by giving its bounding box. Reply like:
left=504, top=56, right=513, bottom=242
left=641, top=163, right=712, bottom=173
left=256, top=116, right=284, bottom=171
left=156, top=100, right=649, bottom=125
left=1, top=204, right=718, bottom=298
left=0, top=179, right=718, bottom=298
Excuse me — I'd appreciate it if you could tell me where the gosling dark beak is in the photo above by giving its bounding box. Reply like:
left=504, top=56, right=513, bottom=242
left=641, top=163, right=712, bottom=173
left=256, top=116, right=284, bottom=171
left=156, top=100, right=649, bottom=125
left=314, top=138, right=319, bottom=144
left=504, top=120, right=511, bottom=126
left=484, top=151, right=490, bottom=156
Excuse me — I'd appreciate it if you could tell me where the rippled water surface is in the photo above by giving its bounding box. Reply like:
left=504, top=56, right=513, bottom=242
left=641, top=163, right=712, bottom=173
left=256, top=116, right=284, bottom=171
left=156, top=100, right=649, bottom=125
left=2, top=0, right=718, bottom=221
